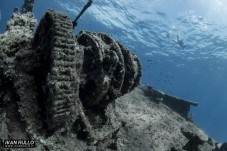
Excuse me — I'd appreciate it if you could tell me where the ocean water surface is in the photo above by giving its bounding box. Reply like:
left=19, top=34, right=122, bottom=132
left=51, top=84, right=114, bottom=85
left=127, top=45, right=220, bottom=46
left=0, top=0, right=227, bottom=142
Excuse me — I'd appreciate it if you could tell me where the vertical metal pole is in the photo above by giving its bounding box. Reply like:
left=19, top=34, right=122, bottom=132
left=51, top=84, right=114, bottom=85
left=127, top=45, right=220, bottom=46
left=73, top=0, right=93, bottom=28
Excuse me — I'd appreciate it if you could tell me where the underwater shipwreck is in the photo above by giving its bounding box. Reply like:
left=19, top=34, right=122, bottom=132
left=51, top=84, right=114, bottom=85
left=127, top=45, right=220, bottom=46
left=0, top=0, right=226, bottom=150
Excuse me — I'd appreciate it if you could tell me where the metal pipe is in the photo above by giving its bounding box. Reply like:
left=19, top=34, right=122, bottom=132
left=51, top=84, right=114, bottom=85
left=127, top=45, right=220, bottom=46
left=73, top=0, right=93, bottom=28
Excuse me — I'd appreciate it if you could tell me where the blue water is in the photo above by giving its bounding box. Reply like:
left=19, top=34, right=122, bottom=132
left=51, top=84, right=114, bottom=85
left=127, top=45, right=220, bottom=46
left=0, top=0, right=227, bottom=142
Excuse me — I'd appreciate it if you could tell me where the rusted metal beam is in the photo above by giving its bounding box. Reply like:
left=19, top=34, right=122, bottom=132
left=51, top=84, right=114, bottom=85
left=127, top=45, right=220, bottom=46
left=73, top=0, right=93, bottom=28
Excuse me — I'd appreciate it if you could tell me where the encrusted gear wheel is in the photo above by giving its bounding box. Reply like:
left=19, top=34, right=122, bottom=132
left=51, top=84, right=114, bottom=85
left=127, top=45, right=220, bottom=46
left=77, top=31, right=125, bottom=108
left=118, top=42, right=142, bottom=94
left=77, top=31, right=142, bottom=109
left=33, top=10, right=79, bottom=130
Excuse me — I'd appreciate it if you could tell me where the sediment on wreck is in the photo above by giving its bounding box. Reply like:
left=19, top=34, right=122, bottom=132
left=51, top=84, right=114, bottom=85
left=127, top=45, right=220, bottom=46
left=0, top=1, right=44, bottom=139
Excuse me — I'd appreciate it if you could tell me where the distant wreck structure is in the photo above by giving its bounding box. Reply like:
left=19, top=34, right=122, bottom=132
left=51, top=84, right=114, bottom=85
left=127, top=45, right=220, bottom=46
left=141, top=85, right=198, bottom=119
left=0, top=0, right=226, bottom=151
